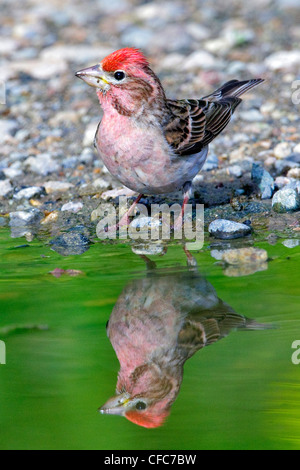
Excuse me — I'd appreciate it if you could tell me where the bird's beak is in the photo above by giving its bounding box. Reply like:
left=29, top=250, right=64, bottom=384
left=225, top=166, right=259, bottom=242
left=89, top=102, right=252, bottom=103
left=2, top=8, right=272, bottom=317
left=99, top=392, right=131, bottom=416
left=75, top=64, right=110, bottom=90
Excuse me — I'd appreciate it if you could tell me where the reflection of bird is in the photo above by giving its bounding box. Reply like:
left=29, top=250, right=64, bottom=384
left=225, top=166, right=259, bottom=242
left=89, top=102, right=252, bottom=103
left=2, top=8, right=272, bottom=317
left=100, top=267, right=266, bottom=428
left=76, top=48, right=264, bottom=226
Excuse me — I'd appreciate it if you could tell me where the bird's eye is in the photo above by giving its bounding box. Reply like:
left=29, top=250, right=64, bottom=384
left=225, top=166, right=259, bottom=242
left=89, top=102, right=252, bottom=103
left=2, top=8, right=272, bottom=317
left=114, top=71, right=126, bottom=81
left=135, top=401, right=147, bottom=411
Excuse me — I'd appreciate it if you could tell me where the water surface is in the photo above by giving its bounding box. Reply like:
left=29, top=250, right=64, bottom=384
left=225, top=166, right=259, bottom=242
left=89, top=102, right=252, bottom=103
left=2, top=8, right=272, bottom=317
left=0, top=229, right=299, bottom=450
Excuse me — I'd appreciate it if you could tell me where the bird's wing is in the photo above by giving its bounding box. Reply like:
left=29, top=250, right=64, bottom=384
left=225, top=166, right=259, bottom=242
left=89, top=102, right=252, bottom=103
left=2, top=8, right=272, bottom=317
left=165, top=97, right=241, bottom=156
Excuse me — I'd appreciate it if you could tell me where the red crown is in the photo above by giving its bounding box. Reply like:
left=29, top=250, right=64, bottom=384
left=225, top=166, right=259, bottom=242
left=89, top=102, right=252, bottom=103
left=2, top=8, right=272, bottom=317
left=101, top=48, right=149, bottom=72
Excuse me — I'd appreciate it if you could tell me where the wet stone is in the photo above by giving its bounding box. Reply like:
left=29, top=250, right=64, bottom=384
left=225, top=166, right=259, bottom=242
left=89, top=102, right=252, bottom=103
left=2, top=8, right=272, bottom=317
left=272, top=187, right=300, bottom=213
left=209, top=219, right=252, bottom=239
left=50, top=230, right=90, bottom=256
left=251, top=163, right=275, bottom=199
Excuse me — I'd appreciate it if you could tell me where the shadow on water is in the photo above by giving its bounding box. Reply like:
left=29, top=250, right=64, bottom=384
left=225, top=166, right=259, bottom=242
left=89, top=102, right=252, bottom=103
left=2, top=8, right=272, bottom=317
left=100, top=249, right=271, bottom=428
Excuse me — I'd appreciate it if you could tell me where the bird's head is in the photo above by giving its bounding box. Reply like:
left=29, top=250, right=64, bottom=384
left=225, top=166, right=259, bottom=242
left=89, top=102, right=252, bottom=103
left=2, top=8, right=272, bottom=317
left=99, top=363, right=180, bottom=428
left=75, top=48, right=165, bottom=116
left=99, top=391, right=170, bottom=429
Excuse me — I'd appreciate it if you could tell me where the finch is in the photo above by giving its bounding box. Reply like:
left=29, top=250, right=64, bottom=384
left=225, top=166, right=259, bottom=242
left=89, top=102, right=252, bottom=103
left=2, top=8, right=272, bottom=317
left=76, top=48, right=264, bottom=224
left=99, top=266, right=267, bottom=428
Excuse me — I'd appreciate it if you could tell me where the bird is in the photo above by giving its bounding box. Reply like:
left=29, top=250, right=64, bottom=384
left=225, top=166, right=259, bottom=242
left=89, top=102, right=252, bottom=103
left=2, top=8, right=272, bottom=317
left=99, top=262, right=268, bottom=428
left=76, top=48, right=264, bottom=227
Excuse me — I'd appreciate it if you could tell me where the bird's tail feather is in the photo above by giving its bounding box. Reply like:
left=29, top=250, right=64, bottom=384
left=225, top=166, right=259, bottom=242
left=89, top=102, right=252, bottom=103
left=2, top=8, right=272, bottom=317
left=204, top=78, right=264, bottom=101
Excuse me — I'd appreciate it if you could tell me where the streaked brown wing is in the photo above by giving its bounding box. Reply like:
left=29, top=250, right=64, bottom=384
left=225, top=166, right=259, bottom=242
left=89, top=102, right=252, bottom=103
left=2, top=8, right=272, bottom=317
left=165, top=97, right=241, bottom=156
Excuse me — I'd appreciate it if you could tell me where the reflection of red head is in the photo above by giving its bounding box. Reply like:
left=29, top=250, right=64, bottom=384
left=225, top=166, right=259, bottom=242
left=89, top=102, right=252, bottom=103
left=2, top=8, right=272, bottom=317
left=125, top=409, right=170, bottom=429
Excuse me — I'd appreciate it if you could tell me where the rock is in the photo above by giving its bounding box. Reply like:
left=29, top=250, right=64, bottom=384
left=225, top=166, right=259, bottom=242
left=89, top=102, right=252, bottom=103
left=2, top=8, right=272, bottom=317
left=282, top=239, right=300, bottom=249
left=83, top=122, right=98, bottom=147
left=275, top=176, right=291, bottom=189
left=265, top=50, right=300, bottom=70
left=130, top=216, right=162, bottom=230
left=251, top=163, right=275, bottom=199
left=121, top=26, right=154, bottom=50
left=25, top=154, right=60, bottom=176
left=100, top=187, right=137, bottom=201
left=132, top=242, right=167, bottom=256
left=14, top=186, right=42, bottom=200
left=293, top=143, right=300, bottom=154
left=0, top=120, right=19, bottom=143
left=0, top=217, right=7, bottom=226
left=41, top=45, right=111, bottom=64
left=61, top=202, right=83, bottom=213
left=0, top=179, right=13, bottom=197
left=273, top=142, right=293, bottom=159
left=222, top=247, right=268, bottom=265
left=272, top=187, right=300, bottom=213
left=208, top=219, right=252, bottom=239
left=287, top=168, right=300, bottom=179
left=240, top=109, right=264, bottom=122
left=183, top=51, right=218, bottom=71
left=44, top=181, right=74, bottom=194
left=92, top=178, right=111, bottom=190
left=202, top=154, right=219, bottom=171
left=9, top=209, right=42, bottom=227
left=10, top=59, right=68, bottom=79
left=228, top=165, right=243, bottom=178
left=50, top=230, right=90, bottom=256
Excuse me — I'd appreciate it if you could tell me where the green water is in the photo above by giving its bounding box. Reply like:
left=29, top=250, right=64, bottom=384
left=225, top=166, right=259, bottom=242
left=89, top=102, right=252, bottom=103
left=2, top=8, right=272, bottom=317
left=0, top=228, right=299, bottom=450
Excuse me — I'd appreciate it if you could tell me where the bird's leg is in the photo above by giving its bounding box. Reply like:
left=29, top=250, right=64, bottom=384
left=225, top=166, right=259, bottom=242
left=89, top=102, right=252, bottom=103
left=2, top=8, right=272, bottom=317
left=118, top=193, right=144, bottom=227
left=106, top=193, right=144, bottom=233
left=174, top=182, right=192, bottom=231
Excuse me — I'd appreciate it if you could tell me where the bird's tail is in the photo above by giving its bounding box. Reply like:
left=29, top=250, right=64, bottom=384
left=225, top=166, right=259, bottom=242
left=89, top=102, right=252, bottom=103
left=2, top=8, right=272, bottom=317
left=203, top=78, right=265, bottom=101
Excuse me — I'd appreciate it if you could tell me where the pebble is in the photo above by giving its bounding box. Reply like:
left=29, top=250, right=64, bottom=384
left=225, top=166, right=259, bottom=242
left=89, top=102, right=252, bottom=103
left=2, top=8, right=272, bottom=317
left=228, top=165, right=243, bottom=178
left=0, top=120, right=19, bottom=143
left=272, top=187, right=300, bottom=213
left=50, top=230, right=90, bottom=256
left=25, top=154, right=60, bottom=176
left=92, top=178, right=111, bottom=190
left=222, top=247, right=268, bottom=265
left=14, top=186, right=42, bottom=200
left=273, top=142, right=293, bottom=159
left=208, top=219, right=252, bottom=239
left=61, top=202, right=83, bottom=213
left=44, top=181, right=74, bottom=194
left=265, top=50, right=300, bottom=70
left=251, top=163, right=275, bottom=199
left=183, top=51, right=219, bottom=71
left=83, top=122, right=98, bottom=147
left=0, top=179, right=13, bottom=197
left=275, top=176, right=291, bottom=189
left=282, top=239, right=300, bottom=249
left=130, top=216, right=162, bottom=230
left=287, top=168, right=300, bottom=179
left=240, top=109, right=264, bottom=122
left=202, top=154, right=219, bottom=171
left=9, top=209, right=42, bottom=227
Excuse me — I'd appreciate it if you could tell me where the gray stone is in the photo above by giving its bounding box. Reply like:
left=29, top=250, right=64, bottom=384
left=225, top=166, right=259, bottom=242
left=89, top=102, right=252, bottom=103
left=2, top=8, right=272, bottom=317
left=0, top=179, right=13, bottom=197
left=0, top=120, right=19, bottom=143
left=251, top=163, right=275, bottom=199
left=209, top=219, right=252, bottom=239
left=14, top=186, right=42, bottom=200
left=272, top=188, right=300, bottom=213
left=9, top=209, right=42, bottom=227
left=61, top=202, right=83, bottom=213
left=50, top=231, right=90, bottom=256
left=282, top=239, right=300, bottom=249
left=202, top=154, right=219, bottom=171
left=25, top=154, right=60, bottom=176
